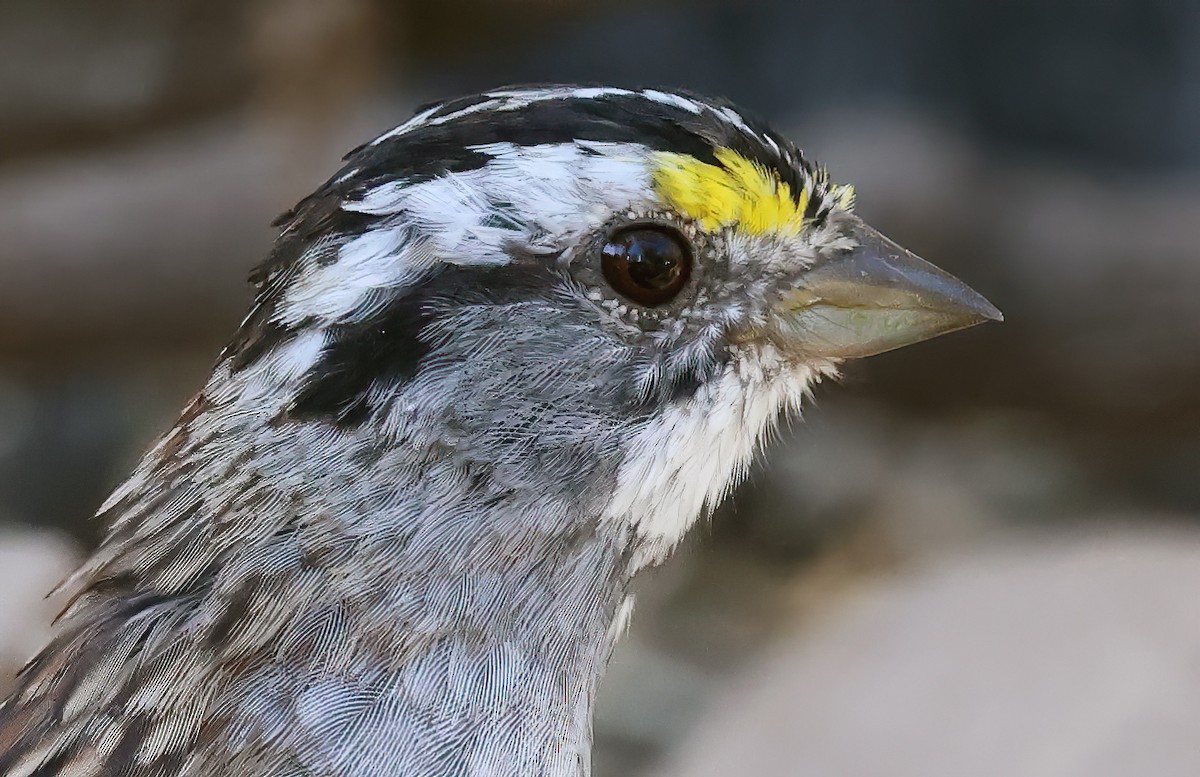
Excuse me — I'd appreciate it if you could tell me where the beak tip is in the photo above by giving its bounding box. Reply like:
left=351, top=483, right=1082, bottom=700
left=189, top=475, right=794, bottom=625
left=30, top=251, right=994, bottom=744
left=972, top=298, right=1004, bottom=325
left=964, top=291, right=1004, bottom=325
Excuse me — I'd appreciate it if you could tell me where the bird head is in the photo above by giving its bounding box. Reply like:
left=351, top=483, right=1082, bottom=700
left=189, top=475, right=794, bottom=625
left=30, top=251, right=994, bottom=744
left=216, top=85, right=1000, bottom=570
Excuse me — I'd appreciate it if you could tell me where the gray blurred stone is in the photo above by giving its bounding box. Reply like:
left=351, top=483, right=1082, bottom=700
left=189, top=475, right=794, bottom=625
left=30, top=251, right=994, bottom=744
left=597, top=634, right=711, bottom=748
left=0, top=0, right=248, bottom=160
left=657, top=525, right=1200, bottom=777
left=592, top=540, right=811, bottom=777
left=0, top=101, right=396, bottom=354
left=0, top=119, right=267, bottom=350
left=735, top=401, right=1085, bottom=559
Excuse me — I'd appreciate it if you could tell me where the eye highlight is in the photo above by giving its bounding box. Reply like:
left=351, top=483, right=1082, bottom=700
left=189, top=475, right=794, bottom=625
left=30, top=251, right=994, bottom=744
left=600, top=226, right=693, bottom=306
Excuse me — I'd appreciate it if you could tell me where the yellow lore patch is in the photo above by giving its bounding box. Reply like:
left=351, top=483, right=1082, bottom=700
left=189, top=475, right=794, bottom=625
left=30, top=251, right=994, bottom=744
left=651, top=148, right=851, bottom=236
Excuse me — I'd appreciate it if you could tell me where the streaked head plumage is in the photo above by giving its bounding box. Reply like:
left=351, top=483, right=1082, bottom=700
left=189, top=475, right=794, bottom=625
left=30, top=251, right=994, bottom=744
left=215, top=83, right=995, bottom=562
left=230, top=86, right=856, bottom=425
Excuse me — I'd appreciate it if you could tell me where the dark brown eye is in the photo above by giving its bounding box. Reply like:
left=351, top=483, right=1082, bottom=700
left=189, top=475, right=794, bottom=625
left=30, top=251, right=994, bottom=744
left=600, top=226, right=693, bottom=306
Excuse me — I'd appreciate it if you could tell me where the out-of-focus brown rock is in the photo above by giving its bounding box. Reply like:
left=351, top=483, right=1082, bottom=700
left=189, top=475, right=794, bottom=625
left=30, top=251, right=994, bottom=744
left=0, top=0, right=251, bottom=164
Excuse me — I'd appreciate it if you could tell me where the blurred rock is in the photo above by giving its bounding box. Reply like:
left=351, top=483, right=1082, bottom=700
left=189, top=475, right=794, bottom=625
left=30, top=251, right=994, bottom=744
left=0, top=0, right=250, bottom=163
left=0, top=103, right=395, bottom=357
left=656, top=525, right=1200, bottom=777
left=0, top=529, right=79, bottom=691
left=0, top=120, right=269, bottom=353
left=597, top=633, right=711, bottom=754
left=732, top=401, right=1086, bottom=560
left=593, top=543, right=797, bottom=777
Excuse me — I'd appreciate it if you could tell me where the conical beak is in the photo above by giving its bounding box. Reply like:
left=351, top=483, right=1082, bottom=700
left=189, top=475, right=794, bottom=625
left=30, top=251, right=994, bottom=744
left=773, top=219, right=1002, bottom=359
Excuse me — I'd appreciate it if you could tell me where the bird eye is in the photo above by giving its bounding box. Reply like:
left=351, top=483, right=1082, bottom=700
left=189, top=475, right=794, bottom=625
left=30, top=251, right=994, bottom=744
left=600, top=226, right=693, bottom=306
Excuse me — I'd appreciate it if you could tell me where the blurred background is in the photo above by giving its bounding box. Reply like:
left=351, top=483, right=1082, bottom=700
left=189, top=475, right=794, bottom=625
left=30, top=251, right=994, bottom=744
left=1, top=0, right=1198, bottom=774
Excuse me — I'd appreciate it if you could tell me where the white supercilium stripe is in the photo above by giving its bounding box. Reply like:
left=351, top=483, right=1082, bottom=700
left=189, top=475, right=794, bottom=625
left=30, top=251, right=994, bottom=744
left=277, top=142, right=654, bottom=328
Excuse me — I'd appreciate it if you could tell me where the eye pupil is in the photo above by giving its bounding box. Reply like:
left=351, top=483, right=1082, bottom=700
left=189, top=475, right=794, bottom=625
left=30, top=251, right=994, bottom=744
left=607, top=230, right=681, bottom=289
left=601, top=226, right=692, bottom=306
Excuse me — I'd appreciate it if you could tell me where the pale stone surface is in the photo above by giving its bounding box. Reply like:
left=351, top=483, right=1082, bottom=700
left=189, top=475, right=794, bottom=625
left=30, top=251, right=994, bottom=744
left=657, top=526, right=1200, bottom=777
left=0, top=530, right=79, bottom=689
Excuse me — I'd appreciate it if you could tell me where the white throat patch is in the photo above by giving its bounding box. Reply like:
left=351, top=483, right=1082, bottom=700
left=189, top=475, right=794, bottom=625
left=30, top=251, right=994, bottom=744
left=602, top=345, right=835, bottom=570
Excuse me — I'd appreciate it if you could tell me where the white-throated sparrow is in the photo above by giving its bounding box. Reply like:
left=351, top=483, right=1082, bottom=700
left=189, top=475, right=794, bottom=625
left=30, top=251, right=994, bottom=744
left=0, top=86, right=999, bottom=777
